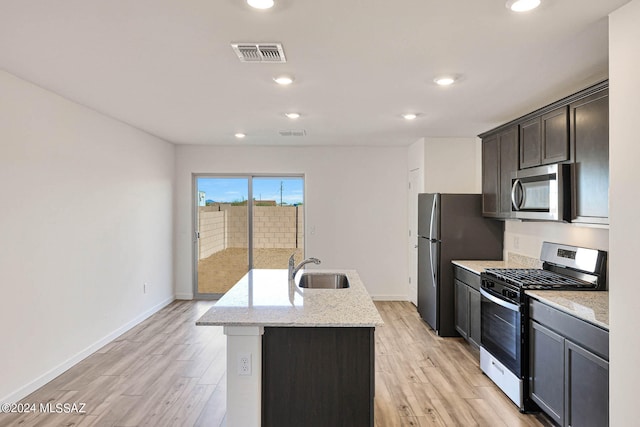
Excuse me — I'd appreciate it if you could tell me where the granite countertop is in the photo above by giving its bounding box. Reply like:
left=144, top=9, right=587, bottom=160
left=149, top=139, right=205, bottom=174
left=452, top=253, right=544, bottom=274
left=196, top=269, right=383, bottom=328
left=451, top=257, right=541, bottom=276
left=452, top=256, right=609, bottom=330
left=526, top=290, right=609, bottom=330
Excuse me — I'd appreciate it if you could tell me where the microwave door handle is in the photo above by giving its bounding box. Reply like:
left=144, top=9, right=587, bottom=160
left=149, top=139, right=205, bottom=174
left=511, top=179, right=523, bottom=211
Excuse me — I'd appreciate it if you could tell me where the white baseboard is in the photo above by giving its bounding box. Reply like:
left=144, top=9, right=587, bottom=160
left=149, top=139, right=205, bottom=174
left=174, top=293, right=193, bottom=300
left=1, top=296, right=174, bottom=404
left=371, top=295, right=408, bottom=301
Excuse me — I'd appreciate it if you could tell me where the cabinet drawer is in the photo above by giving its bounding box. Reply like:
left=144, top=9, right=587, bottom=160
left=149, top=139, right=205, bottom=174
left=529, top=298, right=608, bottom=360
left=454, top=266, right=481, bottom=290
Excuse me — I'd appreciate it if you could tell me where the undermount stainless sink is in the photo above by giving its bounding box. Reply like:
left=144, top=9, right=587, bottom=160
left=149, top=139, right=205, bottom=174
left=298, top=273, right=350, bottom=289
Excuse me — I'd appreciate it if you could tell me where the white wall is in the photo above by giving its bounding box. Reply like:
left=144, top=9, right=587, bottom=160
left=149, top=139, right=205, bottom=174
left=175, top=145, right=408, bottom=300
left=408, top=137, right=425, bottom=173
left=424, top=137, right=482, bottom=193
left=407, top=139, right=425, bottom=305
left=504, top=221, right=609, bottom=260
left=0, top=71, right=175, bottom=402
left=406, top=137, right=481, bottom=305
left=609, top=2, right=640, bottom=425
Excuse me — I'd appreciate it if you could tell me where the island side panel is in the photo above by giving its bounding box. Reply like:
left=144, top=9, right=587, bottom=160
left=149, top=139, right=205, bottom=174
left=224, top=326, right=264, bottom=427
left=262, top=327, right=375, bottom=427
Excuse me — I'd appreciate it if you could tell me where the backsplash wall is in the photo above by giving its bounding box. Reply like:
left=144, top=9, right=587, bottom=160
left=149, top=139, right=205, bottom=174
left=504, top=220, right=609, bottom=264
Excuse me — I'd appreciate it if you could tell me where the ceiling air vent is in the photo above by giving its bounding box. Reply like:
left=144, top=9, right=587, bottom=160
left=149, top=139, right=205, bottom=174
left=231, top=43, right=286, bottom=63
left=279, top=130, right=306, bottom=137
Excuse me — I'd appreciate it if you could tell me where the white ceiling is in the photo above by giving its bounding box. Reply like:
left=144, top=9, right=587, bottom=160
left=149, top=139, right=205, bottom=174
left=0, top=0, right=630, bottom=146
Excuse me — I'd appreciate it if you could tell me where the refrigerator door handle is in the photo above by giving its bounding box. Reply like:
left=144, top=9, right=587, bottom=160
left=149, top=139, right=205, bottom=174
left=429, top=195, right=438, bottom=242
left=429, top=242, right=437, bottom=288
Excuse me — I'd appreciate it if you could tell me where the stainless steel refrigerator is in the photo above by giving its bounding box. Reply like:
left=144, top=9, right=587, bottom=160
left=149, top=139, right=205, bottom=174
left=417, top=193, right=503, bottom=337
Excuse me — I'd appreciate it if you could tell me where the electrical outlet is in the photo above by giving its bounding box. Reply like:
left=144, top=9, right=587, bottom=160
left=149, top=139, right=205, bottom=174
left=513, top=236, right=520, bottom=250
left=238, top=353, right=251, bottom=376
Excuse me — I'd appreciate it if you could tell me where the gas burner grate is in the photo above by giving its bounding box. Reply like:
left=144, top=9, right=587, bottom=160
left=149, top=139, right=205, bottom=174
left=484, top=268, right=591, bottom=289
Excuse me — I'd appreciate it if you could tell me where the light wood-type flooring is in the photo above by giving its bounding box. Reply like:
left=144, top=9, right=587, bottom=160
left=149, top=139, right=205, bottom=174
left=0, top=300, right=553, bottom=426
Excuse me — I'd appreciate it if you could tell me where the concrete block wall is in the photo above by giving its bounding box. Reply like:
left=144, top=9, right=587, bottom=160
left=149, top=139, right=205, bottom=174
left=198, top=205, right=305, bottom=258
left=198, top=210, right=226, bottom=259
left=227, top=206, right=248, bottom=248
left=253, top=206, right=304, bottom=249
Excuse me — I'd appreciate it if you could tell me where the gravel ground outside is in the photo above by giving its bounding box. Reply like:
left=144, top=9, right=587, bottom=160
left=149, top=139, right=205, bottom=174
left=197, top=247, right=304, bottom=294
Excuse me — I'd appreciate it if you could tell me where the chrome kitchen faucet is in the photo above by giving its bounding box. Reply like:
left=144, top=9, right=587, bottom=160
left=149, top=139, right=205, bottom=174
left=288, top=254, right=321, bottom=281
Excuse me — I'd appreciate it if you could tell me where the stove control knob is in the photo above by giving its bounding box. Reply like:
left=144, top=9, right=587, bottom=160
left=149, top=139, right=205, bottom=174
left=502, top=289, right=517, bottom=299
left=484, top=281, right=495, bottom=289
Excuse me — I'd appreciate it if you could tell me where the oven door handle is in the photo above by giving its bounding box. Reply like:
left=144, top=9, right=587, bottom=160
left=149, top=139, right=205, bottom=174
left=480, top=289, right=521, bottom=312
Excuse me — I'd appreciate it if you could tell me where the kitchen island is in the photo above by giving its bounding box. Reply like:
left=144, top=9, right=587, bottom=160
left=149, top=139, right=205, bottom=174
left=196, top=268, right=383, bottom=427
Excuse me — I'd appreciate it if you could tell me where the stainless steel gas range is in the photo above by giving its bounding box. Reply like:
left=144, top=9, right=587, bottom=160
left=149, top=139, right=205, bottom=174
left=479, top=242, right=607, bottom=412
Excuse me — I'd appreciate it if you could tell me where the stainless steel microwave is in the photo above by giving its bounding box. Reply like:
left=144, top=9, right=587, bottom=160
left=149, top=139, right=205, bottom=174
left=511, top=164, right=571, bottom=221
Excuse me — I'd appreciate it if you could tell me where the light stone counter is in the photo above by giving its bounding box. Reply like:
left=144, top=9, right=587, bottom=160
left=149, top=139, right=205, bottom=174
left=197, top=268, right=382, bottom=427
left=451, top=258, right=609, bottom=330
left=196, top=269, right=383, bottom=327
left=452, top=259, right=532, bottom=275
left=526, top=290, right=609, bottom=330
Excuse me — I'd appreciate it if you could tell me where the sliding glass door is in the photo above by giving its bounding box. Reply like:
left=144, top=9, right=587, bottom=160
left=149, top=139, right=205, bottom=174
left=251, top=177, right=305, bottom=270
left=194, top=175, right=304, bottom=298
left=195, top=177, right=249, bottom=297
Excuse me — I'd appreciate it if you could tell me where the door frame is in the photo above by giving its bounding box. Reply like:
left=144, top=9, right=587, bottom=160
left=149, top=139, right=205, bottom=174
left=192, top=173, right=305, bottom=299
left=408, top=167, right=423, bottom=306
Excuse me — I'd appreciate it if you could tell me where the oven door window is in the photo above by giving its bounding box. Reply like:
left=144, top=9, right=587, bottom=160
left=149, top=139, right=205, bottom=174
left=481, top=292, right=521, bottom=377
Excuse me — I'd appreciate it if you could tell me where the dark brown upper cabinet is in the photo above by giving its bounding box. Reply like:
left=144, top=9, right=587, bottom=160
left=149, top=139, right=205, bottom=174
left=519, top=106, right=569, bottom=169
left=499, top=126, right=519, bottom=217
left=570, top=87, right=609, bottom=225
left=480, top=80, right=608, bottom=225
left=519, top=116, right=541, bottom=168
left=482, top=135, right=499, bottom=217
left=481, top=125, right=518, bottom=219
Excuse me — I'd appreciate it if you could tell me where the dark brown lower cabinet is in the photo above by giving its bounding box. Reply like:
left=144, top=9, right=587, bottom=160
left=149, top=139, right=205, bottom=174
left=262, top=327, right=374, bottom=427
left=454, top=266, right=481, bottom=350
left=529, top=299, right=609, bottom=427
left=468, top=288, right=481, bottom=349
left=530, top=321, right=565, bottom=425
left=565, top=340, right=609, bottom=427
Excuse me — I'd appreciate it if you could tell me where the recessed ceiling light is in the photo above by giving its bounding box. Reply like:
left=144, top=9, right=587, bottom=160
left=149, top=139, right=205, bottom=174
left=402, top=113, right=418, bottom=120
left=506, top=0, right=541, bottom=12
left=247, top=0, right=274, bottom=9
left=434, top=76, right=456, bottom=86
left=273, top=75, right=294, bottom=85
left=285, top=112, right=300, bottom=119
left=235, top=133, right=246, bottom=139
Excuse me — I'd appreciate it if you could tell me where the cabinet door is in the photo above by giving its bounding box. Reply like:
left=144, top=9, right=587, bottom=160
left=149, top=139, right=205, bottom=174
left=570, top=89, right=609, bottom=224
left=262, top=327, right=374, bottom=427
left=565, top=340, right=609, bottom=427
left=530, top=321, right=565, bottom=426
left=454, top=279, right=469, bottom=339
left=542, top=106, right=569, bottom=164
left=482, top=135, right=499, bottom=217
left=520, top=117, right=542, bottom=169
left=499, top=126, right=519, bottom=217
left=468, top=287, right=481, bottom=349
